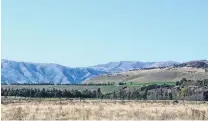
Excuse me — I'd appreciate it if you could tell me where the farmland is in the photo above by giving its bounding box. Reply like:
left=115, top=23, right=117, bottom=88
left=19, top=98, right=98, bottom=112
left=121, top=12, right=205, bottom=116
left=1, top=79, right=208, bottom=120
left=1, top=78, right=208, bottom=120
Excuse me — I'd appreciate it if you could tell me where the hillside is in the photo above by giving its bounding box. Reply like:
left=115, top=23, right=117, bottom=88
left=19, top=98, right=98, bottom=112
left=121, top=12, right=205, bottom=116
left=1, top=59, right=107, bottom=84
left=174, top=60, right=208, bottom=68
left=84, top=67, right=208, bottom=84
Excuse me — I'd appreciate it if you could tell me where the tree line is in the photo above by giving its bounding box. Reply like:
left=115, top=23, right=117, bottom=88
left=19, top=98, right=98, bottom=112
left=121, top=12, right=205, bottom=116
left=1, top=83, right=115, bottom=86
left=1, top=84, right=172, bottom=100
left=1, top=88, right=102, bottom=99
left=103, top=84, right=174, bottom=100
left=176, top=78, right=208, bottom=87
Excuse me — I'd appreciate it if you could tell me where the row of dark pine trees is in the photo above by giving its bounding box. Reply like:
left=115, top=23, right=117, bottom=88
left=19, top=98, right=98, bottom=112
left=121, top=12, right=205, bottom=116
left=1, top=88, right=102, bottom=98
left=2, top=78, right=207, bottom=100
left=1, top=84, right=172, bottom=100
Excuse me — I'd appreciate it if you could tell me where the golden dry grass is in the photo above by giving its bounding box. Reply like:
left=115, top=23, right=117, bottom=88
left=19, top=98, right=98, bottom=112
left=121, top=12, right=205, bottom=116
left=1, top=100, right=208, bottom=120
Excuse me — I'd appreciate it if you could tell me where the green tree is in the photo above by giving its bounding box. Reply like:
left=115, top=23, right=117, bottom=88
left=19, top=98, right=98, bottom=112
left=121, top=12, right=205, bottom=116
left=180, top=78, right=187, bottom=85
left=97, top=88, right=102, bottom=99
left=176, top=81, right=180, bottom=86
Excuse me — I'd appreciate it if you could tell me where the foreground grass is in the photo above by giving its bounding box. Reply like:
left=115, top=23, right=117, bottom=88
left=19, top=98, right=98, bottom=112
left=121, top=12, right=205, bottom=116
left=1, top=100, right=208, bottom=120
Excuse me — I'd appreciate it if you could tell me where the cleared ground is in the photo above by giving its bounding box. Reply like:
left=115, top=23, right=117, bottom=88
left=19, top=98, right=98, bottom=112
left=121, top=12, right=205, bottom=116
left=1, top=99, right=208, bottom=120
left=85, top=67, right=208, bottom=84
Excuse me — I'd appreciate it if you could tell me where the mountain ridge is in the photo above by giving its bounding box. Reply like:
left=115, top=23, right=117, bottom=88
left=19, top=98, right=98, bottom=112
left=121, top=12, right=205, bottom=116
left=1, top=59, right=207, bottom=84
left=90, top=61, right=179, bottom=72
left=1, top=59, right=107, bottom=84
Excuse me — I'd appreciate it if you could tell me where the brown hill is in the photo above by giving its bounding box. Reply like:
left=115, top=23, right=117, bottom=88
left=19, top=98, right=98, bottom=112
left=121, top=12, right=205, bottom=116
left=84, top=67, right=208, bottom=84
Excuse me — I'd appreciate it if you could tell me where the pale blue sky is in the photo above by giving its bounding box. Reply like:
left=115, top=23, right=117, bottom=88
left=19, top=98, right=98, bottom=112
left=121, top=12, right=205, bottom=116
left=2, top=0, right=208, bottom=67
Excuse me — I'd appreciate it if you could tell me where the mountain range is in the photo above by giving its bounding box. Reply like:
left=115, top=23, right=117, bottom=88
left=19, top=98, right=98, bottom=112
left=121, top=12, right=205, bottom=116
left=1, top=59, right=179, bottom=84
left=1, top=59, right=107, bottom=84
left=1, top=59, right=208, bottom=84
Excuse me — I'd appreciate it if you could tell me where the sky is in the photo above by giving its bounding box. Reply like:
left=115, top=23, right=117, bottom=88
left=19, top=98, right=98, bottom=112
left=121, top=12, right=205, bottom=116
left=2, top=0, right=208, bottom=67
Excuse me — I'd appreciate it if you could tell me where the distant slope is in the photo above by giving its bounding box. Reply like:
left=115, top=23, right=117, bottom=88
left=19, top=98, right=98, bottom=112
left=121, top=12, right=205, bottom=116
left=174, top=60, right=208, bottom=68
left=1, top=59, right=107, bottom=84
left=84, top=67, right=208, bottom=84
left=90, top=61, right=178, bottom=73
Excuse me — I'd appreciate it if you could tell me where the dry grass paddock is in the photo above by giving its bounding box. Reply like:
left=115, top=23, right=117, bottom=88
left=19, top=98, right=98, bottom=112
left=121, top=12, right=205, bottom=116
left=1, top=99, right=208, bottom=120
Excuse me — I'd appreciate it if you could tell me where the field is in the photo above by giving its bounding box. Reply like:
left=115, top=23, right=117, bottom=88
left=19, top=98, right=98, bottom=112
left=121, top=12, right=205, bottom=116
left=2, top=78, right=208, bottom=120
left=1, top=99, right=208, bottom=120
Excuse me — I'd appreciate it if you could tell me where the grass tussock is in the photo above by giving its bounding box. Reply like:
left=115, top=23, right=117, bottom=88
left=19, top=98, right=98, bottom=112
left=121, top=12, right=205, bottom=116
left=1, top=100, right=208, bottom=120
